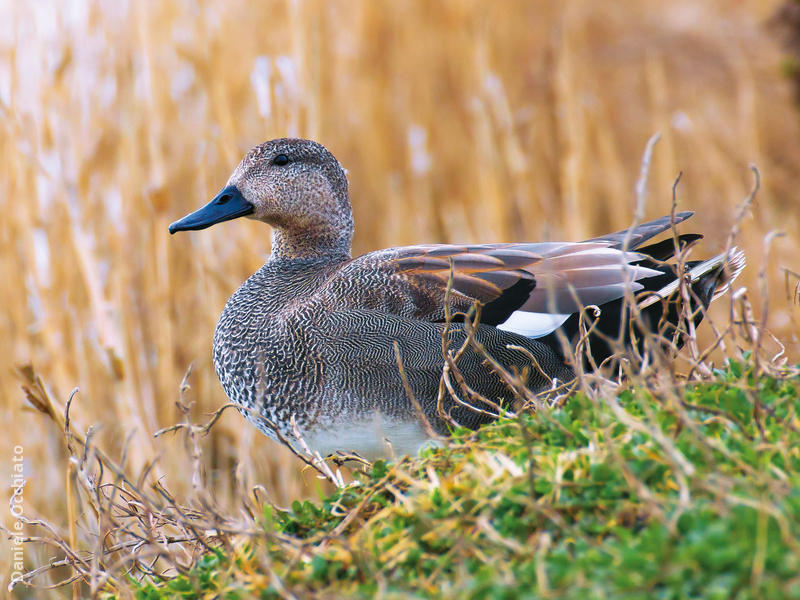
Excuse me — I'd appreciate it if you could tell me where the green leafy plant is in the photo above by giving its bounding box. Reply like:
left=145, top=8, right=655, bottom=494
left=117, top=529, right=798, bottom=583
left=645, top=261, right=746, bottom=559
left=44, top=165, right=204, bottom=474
left=121, top=361, right=800, bottom=599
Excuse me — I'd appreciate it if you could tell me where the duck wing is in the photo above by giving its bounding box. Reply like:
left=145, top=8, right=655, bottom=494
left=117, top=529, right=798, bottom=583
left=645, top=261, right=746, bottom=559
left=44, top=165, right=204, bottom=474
left=327, top=213, right=695, bottom=332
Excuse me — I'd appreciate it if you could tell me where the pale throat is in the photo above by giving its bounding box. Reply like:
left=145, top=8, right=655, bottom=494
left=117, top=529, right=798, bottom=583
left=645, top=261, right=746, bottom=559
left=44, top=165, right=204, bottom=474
left=269, top=218, right=353, bottom=260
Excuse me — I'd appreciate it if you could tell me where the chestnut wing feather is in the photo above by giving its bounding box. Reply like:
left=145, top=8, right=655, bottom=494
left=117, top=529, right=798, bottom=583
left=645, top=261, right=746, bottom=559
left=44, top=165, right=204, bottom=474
left=326, top=214, right=692, bottom=325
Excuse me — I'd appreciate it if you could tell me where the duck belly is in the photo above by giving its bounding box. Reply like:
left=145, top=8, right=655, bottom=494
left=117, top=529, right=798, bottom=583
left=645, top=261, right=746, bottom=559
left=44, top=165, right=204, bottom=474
left=301, top=411, right=435, bottom=459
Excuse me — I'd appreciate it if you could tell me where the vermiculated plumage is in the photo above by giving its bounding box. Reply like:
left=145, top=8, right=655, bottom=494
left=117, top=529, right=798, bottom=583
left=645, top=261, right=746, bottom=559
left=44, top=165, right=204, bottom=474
left=170, top=138, right=744, bottom=457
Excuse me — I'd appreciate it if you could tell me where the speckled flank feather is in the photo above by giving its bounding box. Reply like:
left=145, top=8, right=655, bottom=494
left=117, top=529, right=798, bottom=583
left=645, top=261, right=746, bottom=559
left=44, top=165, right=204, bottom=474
left=173, top=138, right=744, bottom=458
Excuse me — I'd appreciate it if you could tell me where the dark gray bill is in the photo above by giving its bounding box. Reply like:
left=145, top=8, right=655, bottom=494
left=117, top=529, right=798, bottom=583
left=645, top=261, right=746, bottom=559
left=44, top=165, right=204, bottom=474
left=168, top=185, right=254, bottom=234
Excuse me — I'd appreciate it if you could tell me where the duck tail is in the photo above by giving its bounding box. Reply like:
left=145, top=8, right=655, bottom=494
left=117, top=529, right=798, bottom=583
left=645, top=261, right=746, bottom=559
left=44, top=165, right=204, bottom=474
left=637, top=246, right=746, bottom=311
left=548, top=246, right=745, bottom=368
left=624, top=246, right=745, bottom=359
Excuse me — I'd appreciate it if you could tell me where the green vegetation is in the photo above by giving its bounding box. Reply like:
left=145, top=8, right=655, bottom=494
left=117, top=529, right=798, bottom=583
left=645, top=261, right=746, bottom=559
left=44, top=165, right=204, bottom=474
left=127, top=362, right=800, bottom=599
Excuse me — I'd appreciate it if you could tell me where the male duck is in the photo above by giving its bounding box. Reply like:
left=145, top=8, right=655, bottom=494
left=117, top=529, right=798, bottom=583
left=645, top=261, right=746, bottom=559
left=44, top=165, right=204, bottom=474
left=169, top=138, right=744, bottom=457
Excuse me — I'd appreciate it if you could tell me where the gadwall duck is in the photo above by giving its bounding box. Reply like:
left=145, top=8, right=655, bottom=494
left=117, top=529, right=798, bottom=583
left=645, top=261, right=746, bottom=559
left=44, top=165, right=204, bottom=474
left=169, top=138, right=744, bottom=457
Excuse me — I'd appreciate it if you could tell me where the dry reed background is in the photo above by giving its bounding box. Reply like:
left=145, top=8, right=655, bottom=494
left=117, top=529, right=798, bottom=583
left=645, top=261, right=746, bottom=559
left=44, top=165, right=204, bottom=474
left=2, top=0, right=800, bottom=593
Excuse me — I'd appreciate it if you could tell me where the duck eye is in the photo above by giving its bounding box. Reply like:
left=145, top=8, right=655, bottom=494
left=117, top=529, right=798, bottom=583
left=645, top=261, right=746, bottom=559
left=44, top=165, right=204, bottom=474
left=273, top=154, right=290, bottom=166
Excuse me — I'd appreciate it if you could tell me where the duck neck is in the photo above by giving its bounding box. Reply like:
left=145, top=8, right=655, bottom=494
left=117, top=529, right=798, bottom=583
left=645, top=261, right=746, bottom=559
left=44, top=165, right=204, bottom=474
left=269, top=219, right=353, bottom=262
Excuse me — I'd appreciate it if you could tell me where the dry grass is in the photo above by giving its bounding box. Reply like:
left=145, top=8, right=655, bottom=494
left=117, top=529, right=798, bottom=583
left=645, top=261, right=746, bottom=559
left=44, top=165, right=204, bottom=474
left=6, top=240, right=799, bottom=596
left=2, top=0, right=800, bottom=596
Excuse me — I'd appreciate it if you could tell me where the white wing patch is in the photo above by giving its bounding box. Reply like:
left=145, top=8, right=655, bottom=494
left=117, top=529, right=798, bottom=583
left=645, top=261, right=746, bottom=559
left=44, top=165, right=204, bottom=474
left=496, top=310, right=571, bottom=338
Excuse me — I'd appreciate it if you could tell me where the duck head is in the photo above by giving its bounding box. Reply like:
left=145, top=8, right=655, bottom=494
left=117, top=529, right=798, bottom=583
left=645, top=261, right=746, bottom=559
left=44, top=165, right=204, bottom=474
left=169, top=138, right=353, bottom=259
